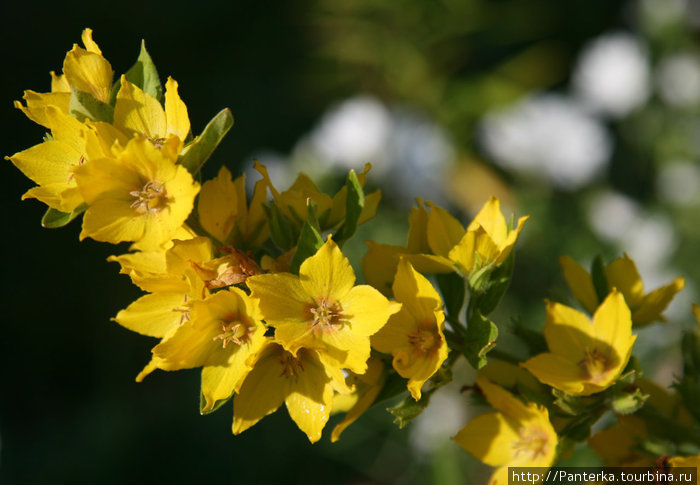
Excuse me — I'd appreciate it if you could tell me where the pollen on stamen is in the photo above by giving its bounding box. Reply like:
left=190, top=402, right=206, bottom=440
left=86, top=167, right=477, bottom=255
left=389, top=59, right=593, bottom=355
left=130, top=180, right=170, bottom=215
left=212, top=318, right=253, bottom=348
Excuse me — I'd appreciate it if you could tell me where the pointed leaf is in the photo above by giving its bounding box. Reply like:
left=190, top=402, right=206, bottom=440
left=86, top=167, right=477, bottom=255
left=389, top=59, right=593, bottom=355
left=263, top=201, right=298, bottom=252
left=333, top=170, right=364, bottom=246
left=464, top=311, right=498, bottom=369
left=69, top=88, right=113, bottom=123
left=289, top=200, right=324, bottom=275
left=124, top=41, right=163, bottom=103
left=178, top=108, right=234, bottom=176
left=478, top=251, right=515, bottom=315
left=591, top=254, right=609, bottom=304
left=436, top=272, right=465, bottom=319
left=386, top=387, right=437, bottom=429
left=41, top=204, right=87, bottom=228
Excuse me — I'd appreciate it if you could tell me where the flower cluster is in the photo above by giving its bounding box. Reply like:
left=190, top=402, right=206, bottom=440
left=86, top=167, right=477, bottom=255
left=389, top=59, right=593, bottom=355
left=9, top=29, right=699, bottom=479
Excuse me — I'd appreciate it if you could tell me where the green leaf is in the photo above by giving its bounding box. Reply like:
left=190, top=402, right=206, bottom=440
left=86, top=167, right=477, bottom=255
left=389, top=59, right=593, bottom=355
left=677, top=330, right=700, bottom=422
left=178, top=108, right=234, bottom=176
left=463, top=310, right=498, bottom=369
left=478, top=251, right=515, bottom=315
left=373, top=371, right=408, bottom=406
left=436, top=272, right=465, bottom=319
left=199, top=390, right=231, bottom=415
left=387, top=387, right=438, bottom=429
left=289, top=200, right=324, bottom=275
left=69, top=88, right=114, bottom=123
left=332, top=170, right=364, bottom=246
left=552, top=389, right=588, bottom=416
left=591, top=254, right=609, bottom=304
left=263, top=201, right=298, bottom=253
left=41, top=204, right=87, bottom=228
left=124, top=40, right=163, bottom=103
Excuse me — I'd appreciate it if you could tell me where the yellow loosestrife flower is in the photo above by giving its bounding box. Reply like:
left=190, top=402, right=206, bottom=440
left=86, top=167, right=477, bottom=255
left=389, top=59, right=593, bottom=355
left=521, top=290, right=637, bottom=396
left=114, top=77, right=190, bottom=151
left=560, top=254, right=684, bottom=327
left=330, top=356, right=386, bottom=442
left=143, top=287, right=267, bottom=411
left=110, top=237, right=214, bottom=340
left=15, top=29, right=111, bottom=127
left=247, top=238, right=401, bottom=374
left=74, top=136, right=200, bottom=251
left=254, top=161, right=381, bottom=230
left=363, top=197, right=527, bottom=295
left=454, top=376, right=557, bottom=485
left=371, top=259, right=448, bottom=400
left=233, top=341, right=349, bottom=443
left=197, top=165, right=268, bottom=247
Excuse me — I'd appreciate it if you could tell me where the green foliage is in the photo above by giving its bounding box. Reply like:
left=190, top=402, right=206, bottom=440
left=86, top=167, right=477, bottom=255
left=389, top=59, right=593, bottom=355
left=463, top=310, right=498, bottom=370
left=289, top=200, right=324, bottom=275
left=178, top=108, right=234, bottom=176
left=69, top=88, right=114, bottom=123
left=332, top=169, right=364, bottom=247
left=125, top=41, right=164, bottom=104
left=41, top=204, right=87, bottom=228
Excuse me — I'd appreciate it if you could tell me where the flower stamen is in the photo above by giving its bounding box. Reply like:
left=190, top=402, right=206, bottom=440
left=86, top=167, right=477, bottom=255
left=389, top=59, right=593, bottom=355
left=130, top=180, right=169, bottom=214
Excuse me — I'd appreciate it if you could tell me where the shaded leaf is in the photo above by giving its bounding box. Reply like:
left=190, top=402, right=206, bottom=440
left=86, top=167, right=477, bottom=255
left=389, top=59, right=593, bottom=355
left=333, top=170, right=364, bottom=247
left=289, top=200, right=324, bottom=275
left=178, top=108, right=234, bottom=176
left=41, top=204, right=87, bottom=228
left=436, top=272, right=465, bottom=319
left=124, top=40, right=163, bottom=103
left=69, top=88, right=113, bottom=123
left=464, top=310, right=498, bottom=369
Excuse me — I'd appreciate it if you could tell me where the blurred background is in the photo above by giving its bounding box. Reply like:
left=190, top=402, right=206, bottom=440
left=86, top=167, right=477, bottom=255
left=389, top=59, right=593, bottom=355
left=2, top=0, right=700, bottom=483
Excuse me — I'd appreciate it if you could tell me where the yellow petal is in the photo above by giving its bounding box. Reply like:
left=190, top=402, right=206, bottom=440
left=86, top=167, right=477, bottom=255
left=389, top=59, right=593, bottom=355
left=407, top=198, right=430, bottom=253
left=14, top=91, right=71, bottom=128
left=591, top=289, right=633, bottom=358
left=426, top=202, right=465, bottom=257
left=233, top=343, right=289, bottom=434
left=198, top=166, right=239, bottom=242
left=114, top=78, right=166, bottom=139
left=342, top=284, right=400, bottom=336
left=559, top=256, right=598, bottom=314
left=247, top=272, right=310, bottom=324
left=632, top=277, right=685, bottom=326
left=7, top=140, right=81, bottom=187
left=454, top=412, right=519, bottom=465
left=543, top=301, right=594, bottom=360
left=63, top=45, right=113, bottom=103
left=392, top=259, right=442, bottom=324
left=50, top=71, right=70, bottom=92
left=520, top=353, right=586, bottom=395
left=495, top=215, right=528, bottom=264
left=448, top=230, right=477, bottom=274
left=284, top=349, right=334, bottom=443
left=113, top=292, right=187, bottom=338
left=164, top=77, right=190, bottom=141
left=468, top=197, right=508, bottom=247
left=605, top=254, right=645, bottom=308
left=299, top=238, right=356, bottom=300
left=81, top=28, right=103, bottom=55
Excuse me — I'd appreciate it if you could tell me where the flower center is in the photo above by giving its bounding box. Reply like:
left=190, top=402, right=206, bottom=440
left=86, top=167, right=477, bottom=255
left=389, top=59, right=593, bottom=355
left=277, top=351, right=304, bottom=378
left=408, top=324, right=441, bottom=355
left=512, top=425, right=549, bottom=460
left=148, top=136, right=167, bottom=149
left=130, top=180, right=169, bottom=214
left=212, top=317, right=253, bottom=348
left=308, top=297, right=347, bottom=336
left=578, top=347, right=610, bottom=383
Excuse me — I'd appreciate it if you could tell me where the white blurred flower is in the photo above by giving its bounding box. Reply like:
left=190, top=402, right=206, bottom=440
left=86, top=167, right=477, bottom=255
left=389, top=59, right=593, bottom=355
left=479, top=94, right=612, bottom=189
left=657, top=53, right=700, bottom=107
left=587, top=190, right=677, bottom=274
left=573, top=32, right=651, bottom=118
left=657, top=160, right=700, bottom=206
left=309, top=95, right=392, bottom=174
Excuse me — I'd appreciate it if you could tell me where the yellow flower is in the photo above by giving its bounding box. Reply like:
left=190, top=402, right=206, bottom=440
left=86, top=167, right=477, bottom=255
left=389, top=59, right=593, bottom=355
left=197, top=165, right=268, bottom=247
left=362, top=197, right=527, bottom=295
left=521, top=290, right=637, bottom=396
left=330, top=356, right=385, bottom=442
left=454, top=376, right=558, bottom=485
left=113, top=76, right=190, bottom=151
left=445, top=196, right=529, bottom=276
left=371, top=259, right=448, bottom=400
left=142, top=287, right=267, bottom=411
left=110, top=237, right=214, bottom=341
left=7, top=106, right=127, bottom=212
left=14, top=29, right=112, bottom=127
left=668, top=452, right=700, bottom=483
left=254, top=161, right=381, bottom=230
left=560, top=254, right=684, bottom=327
left=74, top=136, right=200, bottom=250
left=246, top=237, right=401, bottom=374
left=232, top=341, right=349, bottom=443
